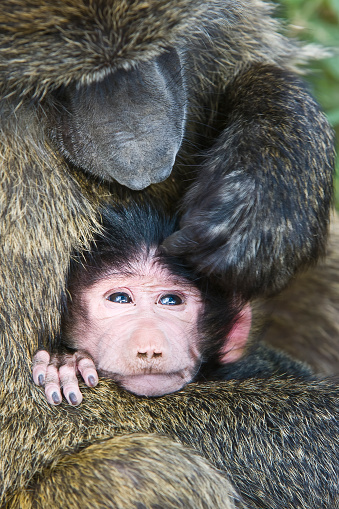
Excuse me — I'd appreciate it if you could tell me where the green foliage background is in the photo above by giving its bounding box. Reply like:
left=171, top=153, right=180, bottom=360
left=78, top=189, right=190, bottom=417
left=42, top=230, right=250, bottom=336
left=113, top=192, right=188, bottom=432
left=277, top=0, right=339, bottom=208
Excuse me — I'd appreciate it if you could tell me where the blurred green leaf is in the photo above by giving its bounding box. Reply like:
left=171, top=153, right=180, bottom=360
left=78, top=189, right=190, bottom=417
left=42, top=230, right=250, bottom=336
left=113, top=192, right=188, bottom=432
left=328, top=0, right=339, bottom=18
left=327, top=109, right=339, bottom=124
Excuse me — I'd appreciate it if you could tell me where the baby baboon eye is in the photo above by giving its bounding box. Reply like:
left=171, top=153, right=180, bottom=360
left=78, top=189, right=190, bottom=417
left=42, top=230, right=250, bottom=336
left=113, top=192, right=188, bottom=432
left=158, top=293, right=184, bottom=306
left=107, top=292, right=132, bottom=304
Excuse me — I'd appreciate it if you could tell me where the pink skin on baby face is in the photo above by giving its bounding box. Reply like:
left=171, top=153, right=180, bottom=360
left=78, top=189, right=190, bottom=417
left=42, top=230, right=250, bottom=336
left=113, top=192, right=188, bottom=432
left=74, top=258, right=203, bottom=397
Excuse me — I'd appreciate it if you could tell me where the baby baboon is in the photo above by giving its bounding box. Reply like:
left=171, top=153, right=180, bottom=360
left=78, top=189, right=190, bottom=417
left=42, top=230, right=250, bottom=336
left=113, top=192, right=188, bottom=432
left=32, top=204, right=311, bottom=406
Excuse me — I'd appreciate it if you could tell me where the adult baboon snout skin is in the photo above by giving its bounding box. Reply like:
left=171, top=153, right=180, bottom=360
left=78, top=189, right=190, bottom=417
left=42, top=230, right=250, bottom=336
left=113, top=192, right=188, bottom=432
left=50, top=49, right=186, bottom=189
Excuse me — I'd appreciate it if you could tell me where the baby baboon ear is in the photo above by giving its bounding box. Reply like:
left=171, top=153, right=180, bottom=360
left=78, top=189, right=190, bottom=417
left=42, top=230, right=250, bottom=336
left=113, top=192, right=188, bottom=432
left=219, top=304, right=252, bottom=364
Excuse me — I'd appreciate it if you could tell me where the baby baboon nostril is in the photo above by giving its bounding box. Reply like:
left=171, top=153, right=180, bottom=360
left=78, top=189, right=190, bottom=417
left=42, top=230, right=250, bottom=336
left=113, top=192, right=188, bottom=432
left=137, top=351, right=163, bottom=359
left=137, top=352, right=148, bottom=359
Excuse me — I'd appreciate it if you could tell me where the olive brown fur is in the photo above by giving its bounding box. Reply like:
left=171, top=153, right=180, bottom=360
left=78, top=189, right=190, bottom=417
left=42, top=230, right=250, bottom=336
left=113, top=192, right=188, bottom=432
left=261, top=213, right=339, bottom=376
left=0, top=1, right=337, bottom=507
left=3, top=379, right=339, bottom=508
left=9, top=434, right=245, bottom=509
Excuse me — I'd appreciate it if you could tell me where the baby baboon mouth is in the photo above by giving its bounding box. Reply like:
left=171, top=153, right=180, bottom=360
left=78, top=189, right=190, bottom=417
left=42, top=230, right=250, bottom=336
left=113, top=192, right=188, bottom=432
left=113, top=372, right=192, bottom=397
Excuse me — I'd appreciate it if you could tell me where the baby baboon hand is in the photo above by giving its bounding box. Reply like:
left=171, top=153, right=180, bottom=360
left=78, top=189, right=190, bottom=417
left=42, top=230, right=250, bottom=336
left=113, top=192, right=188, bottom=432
left=32, top=350, right=98, bottom=406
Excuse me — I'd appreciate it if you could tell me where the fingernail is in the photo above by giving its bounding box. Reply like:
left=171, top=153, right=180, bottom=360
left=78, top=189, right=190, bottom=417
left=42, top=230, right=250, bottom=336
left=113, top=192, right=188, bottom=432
left=69, top=392, right=78, bottom=405
left=52, top=392, right=61, bottom=404
left=88, top=375, right=97, bottom=387
left=38, top=374, right=44, bottom=386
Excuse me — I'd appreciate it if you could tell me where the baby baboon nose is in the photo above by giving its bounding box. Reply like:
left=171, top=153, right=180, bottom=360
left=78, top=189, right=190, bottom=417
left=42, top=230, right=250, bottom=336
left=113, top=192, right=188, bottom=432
left=137, top=350, right=163, bottom=360
left=130, top=327, right=168, bottom=361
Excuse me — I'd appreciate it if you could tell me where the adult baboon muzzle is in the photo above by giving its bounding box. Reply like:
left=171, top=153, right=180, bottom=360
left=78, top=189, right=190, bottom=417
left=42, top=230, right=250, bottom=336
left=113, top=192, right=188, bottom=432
left=50, top=48, right=187, bottom=189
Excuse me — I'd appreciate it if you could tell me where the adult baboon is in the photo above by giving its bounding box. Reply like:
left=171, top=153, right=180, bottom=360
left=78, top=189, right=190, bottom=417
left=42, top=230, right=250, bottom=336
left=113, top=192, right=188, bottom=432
left=0, top=3, right=335, bottom=371
left=0, top=2, right=337, bottom=507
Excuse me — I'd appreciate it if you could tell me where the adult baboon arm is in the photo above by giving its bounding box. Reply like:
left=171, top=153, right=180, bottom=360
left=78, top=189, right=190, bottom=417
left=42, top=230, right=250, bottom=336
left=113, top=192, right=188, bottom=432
left=2, top=378, right=338, bottom=508
left=9, top=434, right=246, bottom=509
left=164, top=63, right=335, bottom=300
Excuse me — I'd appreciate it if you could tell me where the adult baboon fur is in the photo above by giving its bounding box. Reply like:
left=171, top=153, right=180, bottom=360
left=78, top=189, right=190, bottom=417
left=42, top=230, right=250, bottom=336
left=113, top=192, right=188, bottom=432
left=3, top=379, right=339, bottom=508
left=0, top=2, right=335, bottom=372
left=0, top=1, right=338, bottom=508
left=9, top=434, right=245, bottom=509
left=261, top=213, right=339, bottom=376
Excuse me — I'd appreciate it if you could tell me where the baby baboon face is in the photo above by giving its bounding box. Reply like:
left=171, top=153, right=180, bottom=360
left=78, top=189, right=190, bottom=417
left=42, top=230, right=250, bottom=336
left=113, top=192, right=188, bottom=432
left=70, top=255, right=203, bottom=397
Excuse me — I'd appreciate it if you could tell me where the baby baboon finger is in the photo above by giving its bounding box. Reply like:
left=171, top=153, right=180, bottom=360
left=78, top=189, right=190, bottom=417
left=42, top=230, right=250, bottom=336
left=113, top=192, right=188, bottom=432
left=32, top=350, right=50, bottom=386
left=77, top=355, right=98, bottom=388
left=59, top=356, right=83, bottom=406
left=44, top=363, right=62, bottom=405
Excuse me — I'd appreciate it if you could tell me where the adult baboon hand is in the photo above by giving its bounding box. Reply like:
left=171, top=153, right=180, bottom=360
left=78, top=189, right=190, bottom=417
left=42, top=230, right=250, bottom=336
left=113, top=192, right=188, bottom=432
left=162, top=174, right=264, bottom=300
left=32, top=350, right=98, bottom=406
left=162, top=168, right=307, bottom=301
